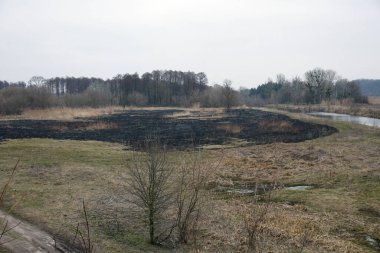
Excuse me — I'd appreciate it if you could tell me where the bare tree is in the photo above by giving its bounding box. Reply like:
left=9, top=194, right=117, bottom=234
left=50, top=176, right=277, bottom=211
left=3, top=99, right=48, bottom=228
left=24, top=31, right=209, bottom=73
left=28, top=76, right=46, bottom=87
left=175, top=151, right=206, bottom=245
left=276, top=74, right=286, bottom=86
left=222, top=79, right=235, bottom=111
left=304, top=68, right=335, bottom=104
left=126, top=138, right=174, bottom=245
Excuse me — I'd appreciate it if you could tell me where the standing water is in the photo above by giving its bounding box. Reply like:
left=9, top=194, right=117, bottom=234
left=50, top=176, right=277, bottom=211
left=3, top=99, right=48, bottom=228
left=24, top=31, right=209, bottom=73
left=308, top=112, right=380, bottom=128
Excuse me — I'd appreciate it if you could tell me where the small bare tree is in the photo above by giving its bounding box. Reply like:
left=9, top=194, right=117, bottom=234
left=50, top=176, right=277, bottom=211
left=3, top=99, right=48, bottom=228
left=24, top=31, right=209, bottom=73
left=53, top=199, right=95, bottom=253
left=126, top=138, right=174, bottom=245
left=0, top=161, right=19, bottom=246
left=222, top=79, right=236, bottom=111
left=71, top=200, right=94, bottom=253
left=28, top=76, right=46, bottom=87
left=175, top=151, right=206, bottom=245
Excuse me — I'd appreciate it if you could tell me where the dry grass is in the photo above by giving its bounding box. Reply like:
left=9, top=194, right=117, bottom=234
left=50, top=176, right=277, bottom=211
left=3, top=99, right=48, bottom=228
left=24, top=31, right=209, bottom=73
left=197, top=109, right=380, bottom=252
left=0, top=106, right=171, bottom=121
left=369, top=96, right=380, bottom=105
left=50, top=122, right=118, bottom=132
left=0, top=106, right=124, bottom=121
left=0, top=106, right=229, bottom=121
left=199, top=198, right=368, bottom=253
left=258, top=120, right=299, bottom=133
left=216, top=123, right=242, bottom=134
left=166, top=110, right=193, bottom=118
left=165, top=108, right=225, bottom=119
left=0, top=109, right=379, bottom=252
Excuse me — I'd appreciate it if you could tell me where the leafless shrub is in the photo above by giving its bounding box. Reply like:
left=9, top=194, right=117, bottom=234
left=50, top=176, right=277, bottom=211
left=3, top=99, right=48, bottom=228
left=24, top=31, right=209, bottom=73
left=0, top=86, right=56, bottom=115
left=199, top=85, right=225, bottom=107
left=293, top=230, right=310, bottom=253
left=175, top=150, right=207, bottom=245
left=0, top=161, right=20, bottom=246
left=53, top=199, right=94, bottom=253
left=71, top=200, right=94, bottom=253
left=63, top=88, right=112, bottom=108
left=126, top=138, right=218, bottom=248
left=126, top=137, right=174, bottom=245
left=222, top=79, right=237, bottom=111
left=127, top=91, right=148, bottom=106
left=240, top=186, right=272, bottom=253
left=243, top=205, right=269, bottom=252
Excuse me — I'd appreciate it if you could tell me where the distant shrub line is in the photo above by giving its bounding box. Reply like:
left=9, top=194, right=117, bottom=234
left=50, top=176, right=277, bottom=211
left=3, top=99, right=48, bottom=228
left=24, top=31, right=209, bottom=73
left=0, top=68, right=368, bottom=115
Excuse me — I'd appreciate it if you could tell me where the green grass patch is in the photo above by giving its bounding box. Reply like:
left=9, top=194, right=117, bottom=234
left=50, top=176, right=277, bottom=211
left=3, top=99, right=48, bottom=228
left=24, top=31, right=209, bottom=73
left=0, top=138, right=126, bottom=169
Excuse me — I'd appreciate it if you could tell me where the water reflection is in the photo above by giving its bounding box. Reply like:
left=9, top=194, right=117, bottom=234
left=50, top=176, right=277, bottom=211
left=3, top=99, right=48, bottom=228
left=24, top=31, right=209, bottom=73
left=308, top=112, right=380, bottom=128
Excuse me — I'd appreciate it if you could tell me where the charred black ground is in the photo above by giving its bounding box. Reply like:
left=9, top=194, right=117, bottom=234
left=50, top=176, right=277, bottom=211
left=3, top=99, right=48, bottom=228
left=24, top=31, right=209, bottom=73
left=0, top=109, right=337, bottom=149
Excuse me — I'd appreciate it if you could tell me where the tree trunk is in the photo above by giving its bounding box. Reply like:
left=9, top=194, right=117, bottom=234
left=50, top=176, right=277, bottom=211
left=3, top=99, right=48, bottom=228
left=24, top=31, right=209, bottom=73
left=149, top=210, right=155, bottom=244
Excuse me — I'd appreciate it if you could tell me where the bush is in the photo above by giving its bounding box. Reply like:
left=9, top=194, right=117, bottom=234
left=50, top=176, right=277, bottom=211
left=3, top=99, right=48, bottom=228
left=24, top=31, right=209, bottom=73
left=0, top=86, right=56, bottom=115
left=62, top=88, right=112, bottom=108
left=126, top=91, right=148, bottom=106
left=126, top=138, right=208, bottom=247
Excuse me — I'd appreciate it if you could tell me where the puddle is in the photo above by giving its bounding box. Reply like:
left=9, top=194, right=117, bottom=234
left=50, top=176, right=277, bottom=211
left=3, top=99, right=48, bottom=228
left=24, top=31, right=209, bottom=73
left=214, top=184, right=312, bottom=194
left=285, top=185, right=313, bottom=191
left=366, top=235, right=380, bottom=251
left=226, top=189, right=256, bottom=194
left=219, top=184, right=277, bottom=195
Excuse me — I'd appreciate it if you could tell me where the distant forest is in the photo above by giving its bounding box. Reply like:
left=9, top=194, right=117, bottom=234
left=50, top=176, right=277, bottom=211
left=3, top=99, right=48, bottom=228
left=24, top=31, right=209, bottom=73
left=246, top=68, right=368, bottom=105
left=354, top=79, right=380, bottom=96
left=0, top=68, right=369, bottom=115
left=0, top=71, right=209, bottom=106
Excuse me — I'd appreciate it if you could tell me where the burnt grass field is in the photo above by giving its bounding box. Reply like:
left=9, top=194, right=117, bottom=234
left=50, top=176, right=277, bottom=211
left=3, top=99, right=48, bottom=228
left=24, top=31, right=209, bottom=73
left=0, top=109, right=337, bottom=149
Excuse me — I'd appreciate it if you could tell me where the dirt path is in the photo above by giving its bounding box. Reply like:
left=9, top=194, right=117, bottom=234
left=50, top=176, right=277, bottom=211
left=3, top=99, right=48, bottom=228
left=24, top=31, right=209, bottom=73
left=0, top=211, right=76, bottom=253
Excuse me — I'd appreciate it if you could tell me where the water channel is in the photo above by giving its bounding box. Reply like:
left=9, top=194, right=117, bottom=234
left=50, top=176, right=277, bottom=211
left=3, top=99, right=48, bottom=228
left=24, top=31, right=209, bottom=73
left=308, top=112, right=380, bottom=128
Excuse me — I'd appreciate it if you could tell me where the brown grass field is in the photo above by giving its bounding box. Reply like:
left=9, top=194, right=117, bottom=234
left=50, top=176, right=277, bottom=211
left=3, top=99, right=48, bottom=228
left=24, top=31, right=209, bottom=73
left=369, top=96, right=380, bottom=105
left=0, top=107, right=379, bottom=252
left=0, top=106, right=195, bottom=121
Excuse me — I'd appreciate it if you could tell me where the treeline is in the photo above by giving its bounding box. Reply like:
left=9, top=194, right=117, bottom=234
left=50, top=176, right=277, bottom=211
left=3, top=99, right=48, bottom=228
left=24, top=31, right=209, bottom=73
left=0, top=80, right=27, bottom=89
left=0, top=70, right=235, bottom=114
left=44, top=70, right=210, bottom=106
left=246, top=68, right=368, bottom=105
left=108, top=71, right=209, bottom=106
left=0, top=68, right=369, bottom=115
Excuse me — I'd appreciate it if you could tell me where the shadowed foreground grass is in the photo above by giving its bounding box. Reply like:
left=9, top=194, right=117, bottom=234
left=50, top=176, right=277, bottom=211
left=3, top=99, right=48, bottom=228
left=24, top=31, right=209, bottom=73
left=0, top=109, right=379, bottom=252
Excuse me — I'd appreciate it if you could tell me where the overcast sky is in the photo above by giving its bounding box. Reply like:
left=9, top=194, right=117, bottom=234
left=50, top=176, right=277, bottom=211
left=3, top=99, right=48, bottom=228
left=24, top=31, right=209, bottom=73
left=0, top=0, right=379, bottom=88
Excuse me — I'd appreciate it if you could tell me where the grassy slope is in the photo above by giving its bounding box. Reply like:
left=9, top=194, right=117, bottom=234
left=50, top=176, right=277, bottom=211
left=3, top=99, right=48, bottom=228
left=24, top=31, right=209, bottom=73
left=0, top=109, right=379, bottom=252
